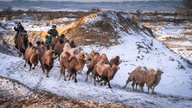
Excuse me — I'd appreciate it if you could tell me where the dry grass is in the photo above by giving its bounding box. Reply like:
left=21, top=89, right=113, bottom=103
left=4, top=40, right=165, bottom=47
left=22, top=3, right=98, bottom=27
left=165, top=44, right=192, bottom=50
left=182, top=26, right=192, bottom=36
left=0, top=9, right=93, bottom=21
left=183, top=32, right=192, bottom=36
left=1, top=94, right=138, bottom=108
left=30, top=12, right=120, bottom=46
left=158, top=37, right=192, bottom=43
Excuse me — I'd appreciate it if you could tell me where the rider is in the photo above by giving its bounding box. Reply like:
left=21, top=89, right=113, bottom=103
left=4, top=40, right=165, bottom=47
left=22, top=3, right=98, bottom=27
left=45, top=25, right=58, bottom=48
left=14, top=22, right=25, bottom=42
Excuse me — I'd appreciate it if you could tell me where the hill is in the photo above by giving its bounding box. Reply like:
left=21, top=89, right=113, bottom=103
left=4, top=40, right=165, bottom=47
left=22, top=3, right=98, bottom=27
left=32, top=11, right=153, bottom=46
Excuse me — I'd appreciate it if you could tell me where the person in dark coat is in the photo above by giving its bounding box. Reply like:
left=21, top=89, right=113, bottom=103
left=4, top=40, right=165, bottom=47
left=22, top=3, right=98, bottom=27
left=14, top=22, right=25, bottom=42
left=45, top=25, right=58, bottom=49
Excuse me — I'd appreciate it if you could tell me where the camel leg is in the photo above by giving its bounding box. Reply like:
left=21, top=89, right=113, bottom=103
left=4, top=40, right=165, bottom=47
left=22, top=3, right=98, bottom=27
left=100, top=80, right=104, bottom=85
left=85, top=68, right=92, bottom=81
left=132, top=81, right=136, bottom=91
left=63, top=70, right=66, bottom=81
left=24, top=60, right=27, bottom=67
left=68, top=72, right=73, bottom=81
left=74, top=72, right=77, bottom=83
left=60, top=67, right=66, bottom=81
left=152, top=86, right=156, bottom=94
left=123, top=79, right=131, bottom=89
left=148, top=87, right=150, bottom=93
left=32, top=64, right=37, bottom=70
left=135, top=83, right=138, bottom=90
left=93, top=74, right=97, bottom=86
left=103, top=81, right=107, bottom=86
left=41, top=63, right=45, bottom=73
left=96, top=76, right=101, bottom=83
left=28, top=62, right=32, bottom=71
left=139, top=84, right=144, bottom=92
left=107, top=80, right=112, bottom=89
left=46, top=70, right=49, bottom=77
left=42, top=66, right=45, bottom=73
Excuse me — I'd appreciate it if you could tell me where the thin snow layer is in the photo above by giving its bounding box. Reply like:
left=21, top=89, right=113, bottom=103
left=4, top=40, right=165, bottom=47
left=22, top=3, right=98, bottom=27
left=82, top=11, right=125, bottom=34
left=0, top=29, right=192, bottom=107
left=0, top=77, right=32, bottom=99
left=164, top=41, right=192, bottom=46
left=0, top=17, right=74, bottom=32
left=152, top=22, right=192, bottom=61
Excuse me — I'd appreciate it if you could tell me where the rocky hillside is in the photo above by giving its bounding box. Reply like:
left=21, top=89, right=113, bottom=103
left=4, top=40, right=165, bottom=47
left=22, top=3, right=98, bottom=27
left=32, top=11, right=153, bottom=46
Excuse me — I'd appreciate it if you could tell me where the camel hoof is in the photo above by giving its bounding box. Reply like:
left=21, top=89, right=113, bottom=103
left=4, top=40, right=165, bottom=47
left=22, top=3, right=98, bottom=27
left=85, top=78, right=88, bottom=82
left=152, top=92, right=156, bottom=95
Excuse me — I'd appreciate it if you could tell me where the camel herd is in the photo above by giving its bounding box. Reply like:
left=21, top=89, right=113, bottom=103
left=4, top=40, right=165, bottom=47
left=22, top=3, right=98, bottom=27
left=14, top=31, right=163, bottom=94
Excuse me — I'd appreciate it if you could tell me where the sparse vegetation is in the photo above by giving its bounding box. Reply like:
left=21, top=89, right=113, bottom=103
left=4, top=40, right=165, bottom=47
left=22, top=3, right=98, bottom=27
left=0, top=9, right=93, bottom=21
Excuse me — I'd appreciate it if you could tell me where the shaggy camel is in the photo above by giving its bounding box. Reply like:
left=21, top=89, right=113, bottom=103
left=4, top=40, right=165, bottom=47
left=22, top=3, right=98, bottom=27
left=146, top=69, right=163, bottom=94
left=41, top=50, right=55, bottom=77
left=93, top=60, right=120, bottom=88
left=60, top=51, right=86, bottom=82
left=36, top=41, right=47, bottom=64
left=53, top=34, right=67, bottom=58
left=54, top=38, right=65, bottom=58
left=123, top=66, right=148, bottom=92
left=85, top=52, right=101, bottom=81
left=36, top=41, right=55, bottom=77
left=85, top=52, right=110, bottom=81
left=15, top=31, right=28, bottom=57
left=24, top=42, right=38, bottom=71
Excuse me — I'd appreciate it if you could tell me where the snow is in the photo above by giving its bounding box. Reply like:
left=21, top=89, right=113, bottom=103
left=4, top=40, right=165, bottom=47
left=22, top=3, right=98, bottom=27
left=0, top=77, right=32, bottom=98
left=0, top=11, right=192, bottom=107
left=0, top=17, right=75, bottom=32
left=150, top=21, right=192, bottom=61
left=164, top=41, right=192, bottom=46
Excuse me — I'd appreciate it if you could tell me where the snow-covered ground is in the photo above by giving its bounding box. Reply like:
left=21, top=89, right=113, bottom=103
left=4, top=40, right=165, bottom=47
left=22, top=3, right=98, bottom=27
left=150, top=22, right=192, bottom=61
left=0, top=17, right=76, bottom=32
left=1, top=20, right=192, bottom=107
